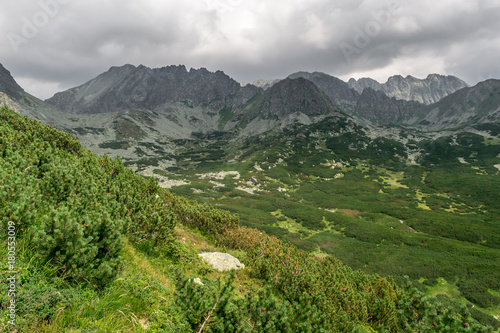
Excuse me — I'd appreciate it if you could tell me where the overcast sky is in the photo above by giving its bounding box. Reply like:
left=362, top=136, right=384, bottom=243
left=1, top=0, right=499, bottom=100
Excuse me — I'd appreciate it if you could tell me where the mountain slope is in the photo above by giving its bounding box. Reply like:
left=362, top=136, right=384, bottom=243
left=348, top=74, right=469, bottom=105
left=416, top=79, right=500, bottom=130
left=0, top=63, right=24, bottom=100
left=221, top=77, right=347, bottom=137
left=0, top=63, right=81, bottom=128
left=252, top=77, right=341, bottom=118
left=354, top=88, right=425, bottom=125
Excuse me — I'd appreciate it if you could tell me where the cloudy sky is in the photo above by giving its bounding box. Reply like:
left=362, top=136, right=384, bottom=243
left=1, top=0, right=499, bottom=99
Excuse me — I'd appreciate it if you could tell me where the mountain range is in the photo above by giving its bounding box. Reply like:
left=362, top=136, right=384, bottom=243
left=1, top=62, right=500, bottom=158
left=246, top=72, right=469, bottom=105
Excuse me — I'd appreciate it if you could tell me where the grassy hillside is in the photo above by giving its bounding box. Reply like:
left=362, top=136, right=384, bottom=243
left=0, top=106, right=494, bottom=332
left=166, top=118, right=500, bottom=329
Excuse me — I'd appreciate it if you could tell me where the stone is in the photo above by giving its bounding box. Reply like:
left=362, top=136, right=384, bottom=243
left=192, top=278, right=204, bottom=285
left=198, top=252, right=245, bottom=271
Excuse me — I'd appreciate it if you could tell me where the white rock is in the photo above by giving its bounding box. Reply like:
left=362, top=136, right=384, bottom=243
left=254, top=164, right=263, bottom=171
left=192, top=278, right=204, bottom=285
left=199, top=252, right=245, bottom=271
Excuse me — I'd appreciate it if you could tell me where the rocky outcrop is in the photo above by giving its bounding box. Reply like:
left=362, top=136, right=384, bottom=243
left=0, top=92, right=20, bottom=114
left=199, top=252, right=245, bottom=271
left=348, top=74, right=469, bottom=105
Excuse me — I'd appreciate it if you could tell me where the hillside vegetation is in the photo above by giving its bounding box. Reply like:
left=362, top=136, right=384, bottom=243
left=0, top=106, right=494, bottom=332
left=166, top=117, right=500, bottom=329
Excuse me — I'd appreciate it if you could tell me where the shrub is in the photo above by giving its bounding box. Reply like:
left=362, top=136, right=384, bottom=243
left=398, top=277, right=492, bottom=332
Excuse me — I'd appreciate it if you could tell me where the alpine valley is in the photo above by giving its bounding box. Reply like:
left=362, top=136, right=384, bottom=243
left=1, top=62, right=500, bottom=331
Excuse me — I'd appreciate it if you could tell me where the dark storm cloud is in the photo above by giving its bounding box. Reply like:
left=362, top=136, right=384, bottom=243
left=1, top=0, right=499, bottom=99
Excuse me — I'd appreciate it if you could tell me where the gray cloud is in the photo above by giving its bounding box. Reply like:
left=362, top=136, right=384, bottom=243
left=1, top=0, right=499, bottom=99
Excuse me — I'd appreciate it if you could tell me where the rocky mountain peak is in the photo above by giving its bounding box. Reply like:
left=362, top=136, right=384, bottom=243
left=287, top=71, right=360, bottom=112
left=0, top=63, right=24, bottom=100
left=253, top=77, right=341, bottom=118
left=45, top=64, right=241, bottom=114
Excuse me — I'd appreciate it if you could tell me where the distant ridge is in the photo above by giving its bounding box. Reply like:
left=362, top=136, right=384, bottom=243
left=242, top=73, right=469, bottom=106
left=348, top=74, right=469, bottom=105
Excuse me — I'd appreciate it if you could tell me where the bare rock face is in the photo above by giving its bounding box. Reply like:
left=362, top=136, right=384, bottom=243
left=198, top=252, right=245, bottom=271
